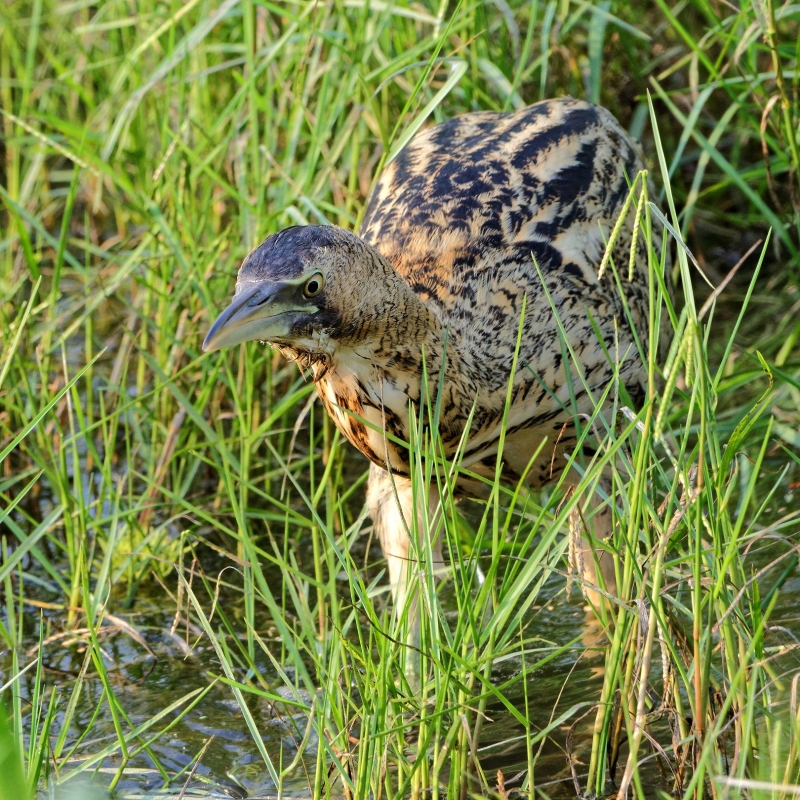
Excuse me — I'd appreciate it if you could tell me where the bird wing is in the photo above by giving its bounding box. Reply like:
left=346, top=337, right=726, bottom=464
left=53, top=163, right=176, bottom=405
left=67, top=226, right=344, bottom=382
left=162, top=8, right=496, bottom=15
left=359, top=98, right=650, bottom=408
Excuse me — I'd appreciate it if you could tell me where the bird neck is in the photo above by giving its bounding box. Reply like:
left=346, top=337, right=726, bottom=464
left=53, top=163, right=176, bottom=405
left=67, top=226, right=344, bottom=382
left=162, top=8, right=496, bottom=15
left=338, top=246, right=455, bottom=382
left=322, top=246, right=477, bottom=458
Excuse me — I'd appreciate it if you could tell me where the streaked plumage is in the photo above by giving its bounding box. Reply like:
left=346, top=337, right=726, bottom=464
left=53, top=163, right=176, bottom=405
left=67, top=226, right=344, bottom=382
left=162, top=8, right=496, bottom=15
left=204, top=97, right=654, bottom=611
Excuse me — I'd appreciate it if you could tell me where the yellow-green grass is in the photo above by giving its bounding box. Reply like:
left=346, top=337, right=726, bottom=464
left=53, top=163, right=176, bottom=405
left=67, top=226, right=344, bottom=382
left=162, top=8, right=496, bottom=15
left=1, top=0, right=799, bottom=798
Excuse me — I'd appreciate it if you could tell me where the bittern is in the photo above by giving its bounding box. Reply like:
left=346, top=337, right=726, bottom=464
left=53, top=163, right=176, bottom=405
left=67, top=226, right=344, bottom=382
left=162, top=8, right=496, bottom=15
left=204, top=98, right=656, bottom=617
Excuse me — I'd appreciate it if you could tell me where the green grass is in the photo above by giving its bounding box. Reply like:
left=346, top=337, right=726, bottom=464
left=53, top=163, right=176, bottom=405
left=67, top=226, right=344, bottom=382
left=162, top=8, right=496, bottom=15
left=1, top=0, right=799, bottom=798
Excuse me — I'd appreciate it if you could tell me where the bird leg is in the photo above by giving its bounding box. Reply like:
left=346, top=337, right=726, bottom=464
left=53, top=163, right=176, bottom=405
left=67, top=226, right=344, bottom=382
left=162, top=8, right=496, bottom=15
left=366, top=463, right=445, bottom=669
left=567, top=467, right=618, bottom=613
left=367, top=457, right=618, bottom=682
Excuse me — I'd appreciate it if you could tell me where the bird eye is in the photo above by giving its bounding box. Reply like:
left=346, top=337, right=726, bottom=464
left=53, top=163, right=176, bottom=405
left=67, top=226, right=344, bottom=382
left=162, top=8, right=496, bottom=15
left=303, top=274, right=324, bottom=298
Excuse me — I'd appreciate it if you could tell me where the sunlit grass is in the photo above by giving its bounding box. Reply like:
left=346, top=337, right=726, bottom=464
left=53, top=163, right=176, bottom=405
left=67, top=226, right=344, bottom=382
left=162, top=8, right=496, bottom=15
left=1, top=0, right=799, bottom=798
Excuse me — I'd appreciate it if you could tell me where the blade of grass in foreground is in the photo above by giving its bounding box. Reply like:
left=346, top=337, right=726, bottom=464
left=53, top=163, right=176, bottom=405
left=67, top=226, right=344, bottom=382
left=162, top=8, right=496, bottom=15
left=0, top=696, right=30, bottom=800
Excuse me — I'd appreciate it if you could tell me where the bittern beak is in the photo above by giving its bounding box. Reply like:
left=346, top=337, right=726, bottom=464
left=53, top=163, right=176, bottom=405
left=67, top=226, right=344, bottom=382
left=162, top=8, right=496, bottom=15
left=203, top=280, right=313, bottom=352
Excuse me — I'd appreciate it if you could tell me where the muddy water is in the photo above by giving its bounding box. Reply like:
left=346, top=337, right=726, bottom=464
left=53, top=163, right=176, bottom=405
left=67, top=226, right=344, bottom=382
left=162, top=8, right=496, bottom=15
left=5, top=570, right=605, bottom=798
left=5, top=495, right=800, bottom=800
left=3, top=269, right=800, bottom=798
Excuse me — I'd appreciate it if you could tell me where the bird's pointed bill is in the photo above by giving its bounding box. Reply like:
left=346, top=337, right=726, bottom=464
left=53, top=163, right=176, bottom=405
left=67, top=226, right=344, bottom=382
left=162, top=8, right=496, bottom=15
left=203, top=280, right=312, bottom=352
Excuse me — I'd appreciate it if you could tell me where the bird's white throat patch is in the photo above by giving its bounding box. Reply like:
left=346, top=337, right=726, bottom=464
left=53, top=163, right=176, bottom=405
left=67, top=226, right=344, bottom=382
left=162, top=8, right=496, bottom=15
left=317, top=346, right=415, bottom=473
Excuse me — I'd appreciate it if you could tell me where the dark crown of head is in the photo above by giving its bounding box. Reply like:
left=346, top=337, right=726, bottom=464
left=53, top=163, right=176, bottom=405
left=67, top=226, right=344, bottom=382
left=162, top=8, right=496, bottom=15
left=239, top=225, right=350, bottom=281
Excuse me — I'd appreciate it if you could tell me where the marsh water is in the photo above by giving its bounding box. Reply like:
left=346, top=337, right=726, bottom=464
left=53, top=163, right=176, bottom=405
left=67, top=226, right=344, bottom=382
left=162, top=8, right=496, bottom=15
left=4, top=479, right=800, bottom=800
left=3, top=247, right=800, bottom=798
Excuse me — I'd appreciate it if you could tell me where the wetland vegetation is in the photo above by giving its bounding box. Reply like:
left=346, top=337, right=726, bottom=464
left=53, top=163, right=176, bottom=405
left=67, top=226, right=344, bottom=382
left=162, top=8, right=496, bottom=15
left=1, top=0, right=800, bottom=797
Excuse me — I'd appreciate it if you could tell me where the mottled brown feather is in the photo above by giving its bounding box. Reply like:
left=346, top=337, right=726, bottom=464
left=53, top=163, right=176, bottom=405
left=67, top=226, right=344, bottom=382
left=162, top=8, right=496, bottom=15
left=351, top=98, right=652, bottom=487
left=209, top=97, right=668, bottom=611
left=227, top=99, right=657, bottom=489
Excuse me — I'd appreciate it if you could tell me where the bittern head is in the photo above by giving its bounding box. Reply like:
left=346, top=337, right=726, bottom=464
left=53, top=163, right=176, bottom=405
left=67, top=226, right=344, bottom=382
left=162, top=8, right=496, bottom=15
left=203, top=225, right=371, bottom=354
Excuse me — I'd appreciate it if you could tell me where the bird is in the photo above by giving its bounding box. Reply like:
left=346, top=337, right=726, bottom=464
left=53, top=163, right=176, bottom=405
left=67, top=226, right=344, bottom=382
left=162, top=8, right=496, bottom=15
left=204, top=97, right=656, bottom=621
